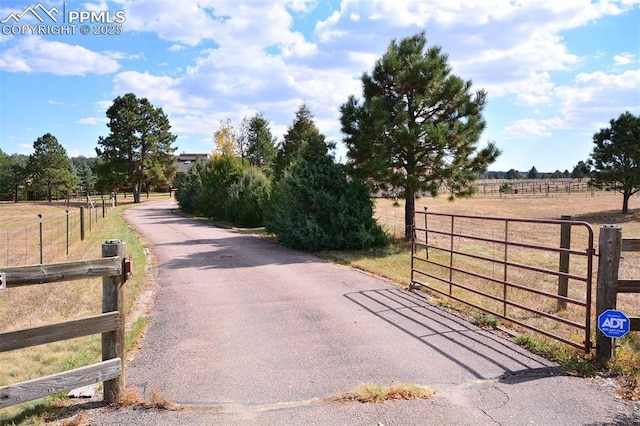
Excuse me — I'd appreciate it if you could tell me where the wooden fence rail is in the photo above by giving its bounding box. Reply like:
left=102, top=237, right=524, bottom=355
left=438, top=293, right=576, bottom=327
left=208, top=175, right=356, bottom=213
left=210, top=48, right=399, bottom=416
left=595, top=226, right=640, bottom=361
left=0, top=240, right=128, bottom=409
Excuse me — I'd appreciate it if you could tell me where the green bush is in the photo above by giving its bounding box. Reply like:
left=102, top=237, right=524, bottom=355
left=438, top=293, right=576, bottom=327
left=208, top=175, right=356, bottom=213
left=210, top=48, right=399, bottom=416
left=198, top=154, right=244, bottom=219
left=266, top=139, right=387, bottom=250
left=175, top=158, right=204, bottom=213
left=225, top=166, right=271, bottom=227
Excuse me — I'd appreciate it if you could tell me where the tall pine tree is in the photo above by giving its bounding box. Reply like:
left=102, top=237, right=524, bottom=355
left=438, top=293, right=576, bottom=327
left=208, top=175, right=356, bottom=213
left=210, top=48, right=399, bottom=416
left=341, top=32, right=500, bottom=239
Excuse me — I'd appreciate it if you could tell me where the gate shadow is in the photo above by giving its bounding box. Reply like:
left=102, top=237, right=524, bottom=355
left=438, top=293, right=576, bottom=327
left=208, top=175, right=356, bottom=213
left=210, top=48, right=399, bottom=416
left=344, top=288, right=558, bottom=381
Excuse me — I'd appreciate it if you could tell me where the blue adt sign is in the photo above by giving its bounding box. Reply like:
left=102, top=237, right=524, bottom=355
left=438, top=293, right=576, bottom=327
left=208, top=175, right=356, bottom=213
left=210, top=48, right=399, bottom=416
left=598, top=309, right=630, bottom=338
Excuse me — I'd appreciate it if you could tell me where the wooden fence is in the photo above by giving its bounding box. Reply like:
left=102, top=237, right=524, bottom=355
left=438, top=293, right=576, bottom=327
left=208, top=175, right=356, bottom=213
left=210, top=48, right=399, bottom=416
left=595, top=226, right=640, bottom=361
left=0, top=240, right=128, bottom=408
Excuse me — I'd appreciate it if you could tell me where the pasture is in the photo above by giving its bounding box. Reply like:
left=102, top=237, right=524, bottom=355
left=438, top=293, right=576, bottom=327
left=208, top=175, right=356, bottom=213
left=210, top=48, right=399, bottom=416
left=0, top=195, right=157, bottom=423
left=1, top=189, right=638, bottom=422
left=370, top=190, right=640, bottom=372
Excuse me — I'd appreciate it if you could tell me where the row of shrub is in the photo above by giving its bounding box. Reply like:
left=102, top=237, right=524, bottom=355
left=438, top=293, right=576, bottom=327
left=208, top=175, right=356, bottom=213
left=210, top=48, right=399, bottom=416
left=175, top=138, right=388, bottom=251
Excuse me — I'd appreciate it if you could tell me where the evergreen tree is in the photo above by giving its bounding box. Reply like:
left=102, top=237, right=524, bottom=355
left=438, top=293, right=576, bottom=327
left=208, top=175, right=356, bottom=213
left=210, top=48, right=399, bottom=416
left=506, top=169, right=521, bottom=180
left=273, top=103, right=327, bottom=180
left=96, top=93, right=177, bottom=203
left=225, top=166, right=271, bottom=227
left=27, top=133, right=77, bottom=202
left=176, top=158, right=205, bottom=214
left=267, top=134, right=386, bottom=250
left=198, top=153, right=244, bottom=219
left=571, top=161, right=588, bottom=181
left=341, top=32, right=500, bottom=239
left=244, top=113, right=277, bottom=170
left=587, top=111, right=640, bottom=213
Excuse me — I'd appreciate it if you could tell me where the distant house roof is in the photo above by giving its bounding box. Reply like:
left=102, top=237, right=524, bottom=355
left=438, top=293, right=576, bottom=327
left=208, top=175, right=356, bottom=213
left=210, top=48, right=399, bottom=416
left=176, top=153, right=210, bottom=174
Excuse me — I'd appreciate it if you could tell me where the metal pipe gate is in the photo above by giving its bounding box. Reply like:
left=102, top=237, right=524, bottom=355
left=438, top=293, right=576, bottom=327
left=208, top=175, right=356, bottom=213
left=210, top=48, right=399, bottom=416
left=411, top=209, right=595, bottom=353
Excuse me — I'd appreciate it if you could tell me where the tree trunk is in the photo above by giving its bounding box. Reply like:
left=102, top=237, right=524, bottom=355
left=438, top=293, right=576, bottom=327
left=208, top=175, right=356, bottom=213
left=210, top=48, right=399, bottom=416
left=404, top=188, right=415, bottom=241
left=133, top=183, right=142, bottom=203
left=623, top=190, right=630, bottom=214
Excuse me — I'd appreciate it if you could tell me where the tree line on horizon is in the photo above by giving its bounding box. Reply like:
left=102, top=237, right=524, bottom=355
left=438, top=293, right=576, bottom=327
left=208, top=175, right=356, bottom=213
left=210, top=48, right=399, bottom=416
left=1, top=31, right=638, bottom=248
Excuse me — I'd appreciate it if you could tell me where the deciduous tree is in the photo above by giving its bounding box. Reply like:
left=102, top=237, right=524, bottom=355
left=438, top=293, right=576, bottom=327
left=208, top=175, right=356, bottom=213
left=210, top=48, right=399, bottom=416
left=587, top=111, right=640, bottom=213
left=214, top=119, right=238, bottom=157
left=340, top=32, right=500, bottom=239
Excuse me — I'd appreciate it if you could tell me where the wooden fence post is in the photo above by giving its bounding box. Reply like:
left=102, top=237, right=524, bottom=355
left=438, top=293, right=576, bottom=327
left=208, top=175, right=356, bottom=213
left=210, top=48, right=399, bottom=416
left=79, top=206, right=85, bottom=241
left=102, top=239, right=126, bottom=403
left=596, top=225, right=622, bottom=363
left=557, top=215, right=572, bottom=310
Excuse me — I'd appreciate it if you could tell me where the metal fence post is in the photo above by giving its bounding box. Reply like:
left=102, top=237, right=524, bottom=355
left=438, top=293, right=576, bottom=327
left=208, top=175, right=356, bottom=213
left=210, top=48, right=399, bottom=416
left=37, top=214, right=43, bottom=264
left=596, top=225, right=622, bottom=363
left=65, top=210, right=69, bottom=256
left=102, top=239, right=126, bottom=403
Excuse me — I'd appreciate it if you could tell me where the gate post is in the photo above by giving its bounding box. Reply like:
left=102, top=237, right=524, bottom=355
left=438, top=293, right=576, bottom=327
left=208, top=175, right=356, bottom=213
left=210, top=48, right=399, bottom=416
left=102, top=239, right=126, bottom=403
left=557, top=215, right=572, bottom=310
left=595, top=225, right=622, bottom=363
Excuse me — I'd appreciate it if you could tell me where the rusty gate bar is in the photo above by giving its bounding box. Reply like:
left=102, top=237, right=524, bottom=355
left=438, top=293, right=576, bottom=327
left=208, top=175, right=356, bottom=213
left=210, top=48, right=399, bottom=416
left=411, top=210, right=595, bottom=353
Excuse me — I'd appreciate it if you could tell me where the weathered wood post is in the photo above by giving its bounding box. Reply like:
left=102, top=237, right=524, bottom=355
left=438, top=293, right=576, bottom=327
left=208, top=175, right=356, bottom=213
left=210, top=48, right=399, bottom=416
left=102, top=239, right=126, bottom=403
left=557, top=215, right=572, bottom=310
left=79, top=206, right=85, bottom=241
left=596, top=225, right=622, bottom=362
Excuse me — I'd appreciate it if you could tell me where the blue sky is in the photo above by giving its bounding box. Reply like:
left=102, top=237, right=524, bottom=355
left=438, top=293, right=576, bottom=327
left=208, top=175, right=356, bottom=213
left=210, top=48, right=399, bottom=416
left=1, top=0, right=639, bottom=173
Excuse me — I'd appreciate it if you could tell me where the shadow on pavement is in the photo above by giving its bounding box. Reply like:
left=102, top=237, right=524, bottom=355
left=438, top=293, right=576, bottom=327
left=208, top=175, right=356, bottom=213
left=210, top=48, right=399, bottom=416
left=345, top=288, right=556, bottom=380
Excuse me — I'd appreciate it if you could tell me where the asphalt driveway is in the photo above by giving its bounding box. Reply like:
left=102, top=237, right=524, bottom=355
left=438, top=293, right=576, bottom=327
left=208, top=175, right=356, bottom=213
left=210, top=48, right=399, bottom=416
left=82, top=200, right=639, bottom=425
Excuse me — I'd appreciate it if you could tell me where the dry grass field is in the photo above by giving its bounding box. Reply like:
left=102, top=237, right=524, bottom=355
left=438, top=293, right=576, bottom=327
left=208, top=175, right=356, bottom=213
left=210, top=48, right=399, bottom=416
left=1, top=189, right=639, bottom=421
left=374, top=191, right=640, bottom=295
left=372, top=191, right=640, bottom=369
left=0, top=195, right=159, bottom=422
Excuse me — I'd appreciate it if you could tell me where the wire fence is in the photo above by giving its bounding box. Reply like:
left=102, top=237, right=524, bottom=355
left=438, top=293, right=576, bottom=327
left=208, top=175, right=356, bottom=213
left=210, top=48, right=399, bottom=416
left=1, top=200, right=116, bottom=267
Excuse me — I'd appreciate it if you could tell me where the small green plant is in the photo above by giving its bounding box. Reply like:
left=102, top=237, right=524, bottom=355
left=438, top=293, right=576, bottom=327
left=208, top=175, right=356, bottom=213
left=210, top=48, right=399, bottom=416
left=515, top=334, right=596, bottom=377
left=499, top=183, right=512, bottom=194
left=559, top=357, right=596, bottom=377
left=515, top=335, right=560, bottom=359
left=125, top=317, right=149, bottom=353
left=472, top=313, right=500, bottom=329
left=334, top=382, right=434, bottom=403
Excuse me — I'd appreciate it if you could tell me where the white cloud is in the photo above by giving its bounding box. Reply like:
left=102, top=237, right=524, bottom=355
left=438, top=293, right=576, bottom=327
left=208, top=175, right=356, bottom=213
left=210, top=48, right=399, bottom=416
left=103, top=50, right=145, bottom=60
left=48, top=100, right=76, bottom=107
left=614, top=52, right=635, bottom=66
left=311, top=0, right=635, bottom=103
left=88, top=0, right=639, bottom=157
left=556, top=69, right=640, bottom=127
left=76, top=117, right=107, bottom=125
left=503, top=117, right=565, bottom=138
left=0, top=37, right=119, bottom=75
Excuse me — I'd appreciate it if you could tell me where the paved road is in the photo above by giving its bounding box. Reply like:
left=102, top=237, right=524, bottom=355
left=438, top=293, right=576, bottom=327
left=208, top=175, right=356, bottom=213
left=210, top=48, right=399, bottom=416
left=83, top=200, right=639, bottom=425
